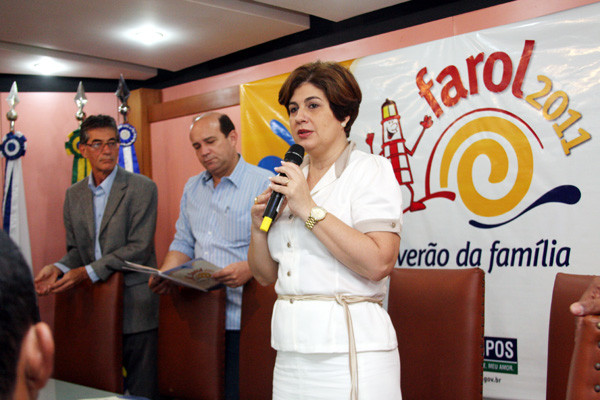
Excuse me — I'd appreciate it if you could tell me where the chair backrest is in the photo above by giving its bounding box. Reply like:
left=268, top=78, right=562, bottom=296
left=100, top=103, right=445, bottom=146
left=547, top=272, right=595, bottom=400
left=158, top=287, right=227, bottom=400
left=388, top=267, right=485, bottom=400
left=53, top=272, right=124, bottom=393
left=566, top=314, right=600, bottom=400
left=239, top=279, right=277, bottom=400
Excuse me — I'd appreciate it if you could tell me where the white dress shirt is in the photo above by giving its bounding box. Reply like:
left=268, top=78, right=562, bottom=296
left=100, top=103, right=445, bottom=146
left=268, top=143, right=403, bottom=354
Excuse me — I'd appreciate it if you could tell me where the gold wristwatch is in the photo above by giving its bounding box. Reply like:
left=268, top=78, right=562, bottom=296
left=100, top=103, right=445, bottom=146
left=305, top=206, right=327, bottom=230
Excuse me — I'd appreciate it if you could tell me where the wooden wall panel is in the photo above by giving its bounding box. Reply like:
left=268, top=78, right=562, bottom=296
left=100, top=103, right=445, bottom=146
left=129, top=88, right=162, bottom=178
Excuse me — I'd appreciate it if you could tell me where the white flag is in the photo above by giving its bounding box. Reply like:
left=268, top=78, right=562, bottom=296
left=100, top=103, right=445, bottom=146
left=1, top=132, right=32, bottom=269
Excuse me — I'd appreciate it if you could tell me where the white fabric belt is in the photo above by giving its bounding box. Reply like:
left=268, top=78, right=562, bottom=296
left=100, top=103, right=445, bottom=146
left=277, top=293, right=384, bottom=400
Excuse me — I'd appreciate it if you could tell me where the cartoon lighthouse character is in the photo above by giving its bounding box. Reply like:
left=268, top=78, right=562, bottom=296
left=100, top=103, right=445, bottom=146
left=366, top=99, right=432, bottom=212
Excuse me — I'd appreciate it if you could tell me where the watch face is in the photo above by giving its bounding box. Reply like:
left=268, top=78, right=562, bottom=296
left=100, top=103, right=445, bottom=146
left=312, top=207, right=327, bottom=220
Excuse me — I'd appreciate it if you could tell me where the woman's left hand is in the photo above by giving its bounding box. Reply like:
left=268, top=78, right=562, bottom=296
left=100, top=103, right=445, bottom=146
left=271, top=161, right=315, bottom=221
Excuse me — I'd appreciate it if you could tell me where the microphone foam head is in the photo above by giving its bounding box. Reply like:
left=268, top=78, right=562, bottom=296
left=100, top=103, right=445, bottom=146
left=284, top=144, right=304, bottom=165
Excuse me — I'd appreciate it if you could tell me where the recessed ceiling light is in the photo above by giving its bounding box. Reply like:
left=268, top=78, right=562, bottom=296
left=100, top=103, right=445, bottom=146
left=132, top=28, right=165, bottom=45
left=32, top=58, right=64, bottom=75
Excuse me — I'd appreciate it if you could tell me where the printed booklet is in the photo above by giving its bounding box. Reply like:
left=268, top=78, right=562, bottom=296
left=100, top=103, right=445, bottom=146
left=122, top=258, right=222, bottom=291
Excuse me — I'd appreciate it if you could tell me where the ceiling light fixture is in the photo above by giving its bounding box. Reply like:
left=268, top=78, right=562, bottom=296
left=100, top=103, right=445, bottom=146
left=132, top=28, right=165, bottom=46
left=32, top=58, right=64, bottom=75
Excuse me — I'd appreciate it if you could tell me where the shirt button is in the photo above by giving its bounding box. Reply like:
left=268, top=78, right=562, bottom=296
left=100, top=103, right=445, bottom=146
left=287, top=271, right=291, bottom=277
left=290, top=298, right=294, bottom=304
left=208, top=231, right=212, bottom=236
left=287, top=242, right=291, bottom=248
left=391, top=222, right=396, bottom=228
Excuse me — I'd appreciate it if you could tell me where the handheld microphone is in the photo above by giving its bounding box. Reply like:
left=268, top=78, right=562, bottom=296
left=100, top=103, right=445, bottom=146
left=260, top=144, right=304, bottom=232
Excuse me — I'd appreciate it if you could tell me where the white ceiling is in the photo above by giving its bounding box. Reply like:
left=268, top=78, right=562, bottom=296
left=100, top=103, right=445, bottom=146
left=255, top=0, right=408, bottom=23
left=0, top=0, right=408, bottom=81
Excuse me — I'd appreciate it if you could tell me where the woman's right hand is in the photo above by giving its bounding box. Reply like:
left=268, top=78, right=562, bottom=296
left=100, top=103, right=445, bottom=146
left=249, top=186, right=280, bottom=285
left=251, top=187, right=273, bottom=232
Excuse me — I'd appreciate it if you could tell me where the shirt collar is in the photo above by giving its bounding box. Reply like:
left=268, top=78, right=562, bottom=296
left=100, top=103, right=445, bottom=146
left=201, top=154, right=245, bottom=188
left=88, top=166, right=118, bottom=193
left=300, top=141, right=356, bottom=179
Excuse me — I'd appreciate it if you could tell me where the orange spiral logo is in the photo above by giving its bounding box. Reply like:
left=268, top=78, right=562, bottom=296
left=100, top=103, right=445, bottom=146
left=439, top=116, right=533, bottom=217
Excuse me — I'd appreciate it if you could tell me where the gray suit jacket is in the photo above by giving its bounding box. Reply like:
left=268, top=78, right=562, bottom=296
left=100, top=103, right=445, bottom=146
left=58, top=166, right=159, bottom=334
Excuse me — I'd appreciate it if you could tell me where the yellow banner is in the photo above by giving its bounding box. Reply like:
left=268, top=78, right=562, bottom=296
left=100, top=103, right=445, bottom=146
left=240, top=72, right=290, bottom=169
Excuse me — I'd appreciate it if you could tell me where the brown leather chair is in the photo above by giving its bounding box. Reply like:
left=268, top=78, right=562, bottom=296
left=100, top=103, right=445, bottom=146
left=53, top=272, right=124, bottom=393
left=158, top=287, right=227, bottom=400
left=239, top=279, right=277, bottom=400
left=566, top=313, right=600, bottom=400
left=388, top=267, right=485, bottom=400
left=547, top=272, right=596, bottom=400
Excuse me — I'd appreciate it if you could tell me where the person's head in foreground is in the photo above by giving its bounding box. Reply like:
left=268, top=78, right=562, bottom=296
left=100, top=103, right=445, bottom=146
left=0, top=230, right=54, bottom=400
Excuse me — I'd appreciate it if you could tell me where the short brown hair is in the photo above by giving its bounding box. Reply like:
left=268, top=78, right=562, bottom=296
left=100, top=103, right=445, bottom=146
left=80, top=114, right=119, bottom=144
left=278, top=61, right=362, bottom=137
left=192, top=113, right=236, bottom=138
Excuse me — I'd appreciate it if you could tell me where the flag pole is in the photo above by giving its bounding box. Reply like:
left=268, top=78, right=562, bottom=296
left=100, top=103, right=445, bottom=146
left=65, top=82, right=90, bottom=183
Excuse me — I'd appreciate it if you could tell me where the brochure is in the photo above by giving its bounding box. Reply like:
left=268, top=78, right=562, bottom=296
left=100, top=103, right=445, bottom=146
left=122, top=258, right=222, bottom=292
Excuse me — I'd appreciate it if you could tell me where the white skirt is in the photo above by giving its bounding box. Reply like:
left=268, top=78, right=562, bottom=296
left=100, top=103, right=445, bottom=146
left=272, top=348, right=402, bottom=400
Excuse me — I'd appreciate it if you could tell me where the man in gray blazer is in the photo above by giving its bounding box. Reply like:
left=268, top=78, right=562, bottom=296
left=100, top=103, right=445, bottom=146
left=34, top=114, right=159, bottom=400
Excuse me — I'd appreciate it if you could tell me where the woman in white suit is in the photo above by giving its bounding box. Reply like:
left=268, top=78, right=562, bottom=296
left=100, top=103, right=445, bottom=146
left=249, top=61, right=403, bottom=400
